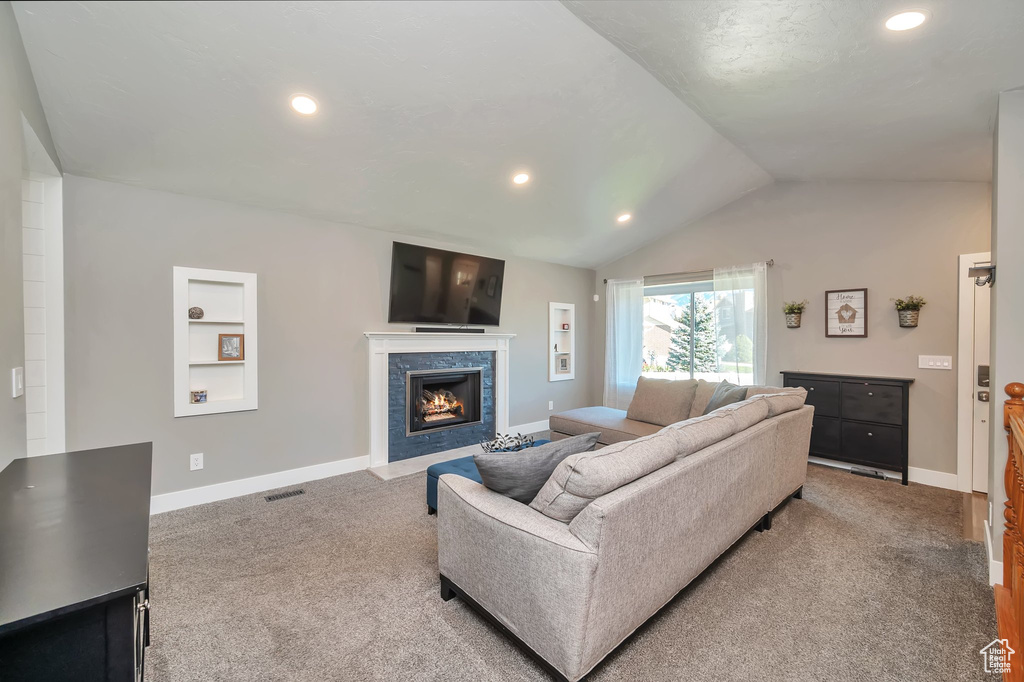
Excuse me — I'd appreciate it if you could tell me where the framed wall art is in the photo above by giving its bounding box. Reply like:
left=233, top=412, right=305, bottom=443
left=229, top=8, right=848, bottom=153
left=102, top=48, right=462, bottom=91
left=825, top=288, right=868, bottom=338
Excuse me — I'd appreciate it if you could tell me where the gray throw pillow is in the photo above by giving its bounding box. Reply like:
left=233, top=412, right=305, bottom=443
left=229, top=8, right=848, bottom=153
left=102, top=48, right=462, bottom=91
left=473, top=432, right=600, bottom=504
left=702, top=380, right=748, bottom=415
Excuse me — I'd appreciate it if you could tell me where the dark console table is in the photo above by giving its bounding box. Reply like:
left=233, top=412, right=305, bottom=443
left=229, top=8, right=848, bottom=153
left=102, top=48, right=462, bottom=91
left=0, top=443, right=153, bottom=681
left=781, top=371, right=913, bottom=485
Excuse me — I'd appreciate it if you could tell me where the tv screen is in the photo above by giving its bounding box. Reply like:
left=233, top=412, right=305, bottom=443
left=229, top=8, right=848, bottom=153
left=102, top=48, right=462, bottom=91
left=388, top=242, right=505, bottom=326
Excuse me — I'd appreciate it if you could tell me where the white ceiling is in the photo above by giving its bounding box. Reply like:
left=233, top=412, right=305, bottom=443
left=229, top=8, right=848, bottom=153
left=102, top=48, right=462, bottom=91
left=13, top=2, right=1024, bottom=268
left=12, top=0, right=770, bottom=268
left=564, top=0, right=1024, bottom=182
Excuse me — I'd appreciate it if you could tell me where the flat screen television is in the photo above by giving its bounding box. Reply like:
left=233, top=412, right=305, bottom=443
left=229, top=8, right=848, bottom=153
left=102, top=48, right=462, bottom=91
left=388, top=242, right=505, bottom=326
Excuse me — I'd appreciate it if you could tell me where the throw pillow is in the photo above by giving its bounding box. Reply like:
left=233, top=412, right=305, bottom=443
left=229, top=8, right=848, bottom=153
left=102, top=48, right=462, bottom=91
left=473, top=432, right=599, bottom=504
left=626, top=376, right=699, bottom=426
left=702, top=380, right=748, bottom=415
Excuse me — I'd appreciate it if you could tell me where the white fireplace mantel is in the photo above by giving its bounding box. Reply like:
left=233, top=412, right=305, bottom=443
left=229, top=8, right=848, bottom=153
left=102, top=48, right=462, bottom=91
left=364, top=332, right=515, bottom=467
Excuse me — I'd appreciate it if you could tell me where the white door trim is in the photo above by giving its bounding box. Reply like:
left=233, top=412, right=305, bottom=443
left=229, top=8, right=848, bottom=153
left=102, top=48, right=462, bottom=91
left=957, top=252, right=991, bottom=493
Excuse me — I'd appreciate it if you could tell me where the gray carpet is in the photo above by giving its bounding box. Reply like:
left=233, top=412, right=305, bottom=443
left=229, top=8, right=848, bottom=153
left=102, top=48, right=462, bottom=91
left=146, top=464, right=996, bottom=681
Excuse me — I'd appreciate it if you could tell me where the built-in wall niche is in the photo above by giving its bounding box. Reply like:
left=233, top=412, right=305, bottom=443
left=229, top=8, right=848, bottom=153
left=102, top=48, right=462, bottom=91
left=172, top=267, right=258, bottom=417
left=549, top=302, right=575, bottom=382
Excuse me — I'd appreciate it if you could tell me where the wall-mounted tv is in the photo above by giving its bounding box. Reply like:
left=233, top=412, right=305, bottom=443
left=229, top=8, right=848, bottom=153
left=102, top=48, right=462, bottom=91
left=388, top=242, right=505, bottom=326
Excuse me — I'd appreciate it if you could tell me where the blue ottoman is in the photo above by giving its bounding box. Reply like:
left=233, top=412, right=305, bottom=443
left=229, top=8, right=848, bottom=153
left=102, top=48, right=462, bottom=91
left=426, top=440, right=550, bottom=514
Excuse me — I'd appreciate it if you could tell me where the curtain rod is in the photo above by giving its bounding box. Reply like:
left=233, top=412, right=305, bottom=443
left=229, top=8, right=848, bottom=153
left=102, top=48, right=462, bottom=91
left=603, top=259, right=773, bottom=284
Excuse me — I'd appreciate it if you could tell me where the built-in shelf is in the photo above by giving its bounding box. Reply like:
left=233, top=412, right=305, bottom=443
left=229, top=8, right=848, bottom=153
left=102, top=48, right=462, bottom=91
left=188, top=319, right=244, bottom=324
left=549, top=302, right=575, bottom=382
left=173, top=266, right=258, bottom=418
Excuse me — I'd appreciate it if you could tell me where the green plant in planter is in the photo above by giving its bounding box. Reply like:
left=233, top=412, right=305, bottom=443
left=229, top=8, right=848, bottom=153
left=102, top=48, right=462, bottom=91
left=893, top=295, right=926, bottom=310
left=892, top=295, right=926, bottom=328
left=783, top=300, right=808, bottom=328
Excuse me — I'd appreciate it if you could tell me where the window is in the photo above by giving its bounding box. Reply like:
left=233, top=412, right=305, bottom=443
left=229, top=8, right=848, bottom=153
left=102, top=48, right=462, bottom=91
left=642, top=276, right=756, bottom=385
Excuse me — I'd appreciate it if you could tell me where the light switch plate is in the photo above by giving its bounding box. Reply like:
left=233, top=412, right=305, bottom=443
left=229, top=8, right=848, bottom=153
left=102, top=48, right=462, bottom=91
left=11, top=367, right=24, bottom=398
left=918, top=355, right=952, bottom=370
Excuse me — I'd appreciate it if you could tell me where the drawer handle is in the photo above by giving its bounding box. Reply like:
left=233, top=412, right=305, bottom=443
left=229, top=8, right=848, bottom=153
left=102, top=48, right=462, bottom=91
left=809, top=387, right=815, bottom=391
left=868, top=392, right=874, bottom=396
left=867, top=432, right=873, bottom=437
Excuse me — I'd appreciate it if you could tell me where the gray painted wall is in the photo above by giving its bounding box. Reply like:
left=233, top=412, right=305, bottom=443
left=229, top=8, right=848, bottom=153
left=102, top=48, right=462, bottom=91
left=989, top=91, right=1024, bottom=562
left=62, top=175, right=595, bottom=495
left=594, top=181, right=991, bottom=476
left=0, top=2, right=60, bottom=472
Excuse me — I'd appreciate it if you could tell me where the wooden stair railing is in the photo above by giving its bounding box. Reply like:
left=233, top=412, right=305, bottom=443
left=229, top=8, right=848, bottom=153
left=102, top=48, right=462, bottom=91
left=997, top=382, right=1024, bottom=681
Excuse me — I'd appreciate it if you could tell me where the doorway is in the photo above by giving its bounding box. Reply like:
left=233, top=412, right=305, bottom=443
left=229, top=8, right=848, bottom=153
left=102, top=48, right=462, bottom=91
left=957, top=252, right=992, bottom=493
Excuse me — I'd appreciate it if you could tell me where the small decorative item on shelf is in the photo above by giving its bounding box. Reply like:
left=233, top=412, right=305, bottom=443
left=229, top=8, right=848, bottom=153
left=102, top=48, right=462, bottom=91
left=562, top=323, right=570, bottom=330
left=892, top=295, right=926, bottom=328
left=190, top=389, right=208, bottom=404
left=481, top=433, right=535, bottom=453
left=218, top=333, right=244, bottom=360
left=188, top=306, right=205, bottom=320
left=783, top=300, right=809, bottom=328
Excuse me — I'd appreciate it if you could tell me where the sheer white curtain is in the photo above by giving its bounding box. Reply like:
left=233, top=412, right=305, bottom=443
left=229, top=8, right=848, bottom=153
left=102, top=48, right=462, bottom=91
left=713, top=262, right=767, bottom=386
left=604, top=278, right=644, bottom=409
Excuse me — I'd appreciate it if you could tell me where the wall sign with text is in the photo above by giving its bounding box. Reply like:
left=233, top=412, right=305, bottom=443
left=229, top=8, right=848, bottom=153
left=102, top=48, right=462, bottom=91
left=825, top=288, right=868, bottom=338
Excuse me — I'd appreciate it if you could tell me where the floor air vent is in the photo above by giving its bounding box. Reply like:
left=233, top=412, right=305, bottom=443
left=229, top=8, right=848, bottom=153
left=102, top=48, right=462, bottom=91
left=265, top=489, right=305, bottom=502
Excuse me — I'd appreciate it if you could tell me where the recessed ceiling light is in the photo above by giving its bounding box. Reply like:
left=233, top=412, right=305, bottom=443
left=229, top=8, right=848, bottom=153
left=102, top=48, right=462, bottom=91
left=617, top=213, right=632, bottom=223
left=290, top=94, right=318, bottom=115
left=512, top=173, right=530, bottom=185
left=885, top=10, right=927, bottom=31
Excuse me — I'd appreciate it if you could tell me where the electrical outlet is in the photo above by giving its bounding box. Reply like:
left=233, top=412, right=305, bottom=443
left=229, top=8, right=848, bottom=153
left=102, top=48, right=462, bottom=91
left=190, top=453, right=204, bottom=471
left=918, top=355, right=952, bottom=370
left=548, top=400, right=554, bottom=411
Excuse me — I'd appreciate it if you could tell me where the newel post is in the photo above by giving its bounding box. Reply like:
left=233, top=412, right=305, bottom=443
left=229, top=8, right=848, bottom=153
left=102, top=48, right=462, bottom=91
left=1004, top=383, right=1024, bottom=589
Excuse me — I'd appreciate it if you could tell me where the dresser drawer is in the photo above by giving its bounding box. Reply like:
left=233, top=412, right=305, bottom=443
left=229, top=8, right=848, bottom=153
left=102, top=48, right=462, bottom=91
left=809, top=416, right=840, bottom=456
left=841, top=421, right=902, bottom=469
left=841, top=382, right=903, bottom=425
left=784, top=377, right=840, bottom=418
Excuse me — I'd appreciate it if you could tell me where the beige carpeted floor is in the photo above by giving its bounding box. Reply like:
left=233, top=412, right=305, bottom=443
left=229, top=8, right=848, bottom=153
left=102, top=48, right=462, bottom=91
left=146, top=464, right=996, bottom=681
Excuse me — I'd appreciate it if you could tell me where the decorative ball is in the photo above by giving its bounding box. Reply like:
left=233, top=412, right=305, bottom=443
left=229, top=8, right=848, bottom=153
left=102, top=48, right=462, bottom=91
left=188, top=306, right=205, bottom=320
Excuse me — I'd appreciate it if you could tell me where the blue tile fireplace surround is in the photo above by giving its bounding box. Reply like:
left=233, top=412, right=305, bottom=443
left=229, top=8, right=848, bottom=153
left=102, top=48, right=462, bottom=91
left=387, top=351, right=497, bottom=462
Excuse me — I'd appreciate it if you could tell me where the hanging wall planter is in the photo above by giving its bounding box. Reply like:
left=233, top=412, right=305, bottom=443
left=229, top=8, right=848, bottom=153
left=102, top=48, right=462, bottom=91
left=783, top=300, right=808, bottom=328
left=893, top=296, right=926, bottom=328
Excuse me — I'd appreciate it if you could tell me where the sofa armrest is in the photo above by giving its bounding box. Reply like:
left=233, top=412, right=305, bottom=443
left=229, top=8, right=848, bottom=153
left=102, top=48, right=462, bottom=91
left=437, top=474, right=598, bottom=681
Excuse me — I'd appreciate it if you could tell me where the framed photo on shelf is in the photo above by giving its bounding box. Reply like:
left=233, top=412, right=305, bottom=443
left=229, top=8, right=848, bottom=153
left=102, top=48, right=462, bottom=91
left=218, top=333, right=245, bottom=360
left=555, top=354, right=571, bottom=375
left=825, top=288, right=868, bottom=338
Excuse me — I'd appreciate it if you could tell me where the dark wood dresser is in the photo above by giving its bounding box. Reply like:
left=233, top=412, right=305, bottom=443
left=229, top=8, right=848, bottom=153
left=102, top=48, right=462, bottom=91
left=781, top=371, right=914, bottom=485
left=0, top=443, right=153, bottom=681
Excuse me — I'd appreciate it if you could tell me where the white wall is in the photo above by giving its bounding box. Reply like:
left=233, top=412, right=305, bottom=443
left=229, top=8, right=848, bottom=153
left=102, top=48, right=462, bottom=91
left=594, top=181, right=991, bottom=477
left=0, top=1, right=61, bottom=473
left=62, top=175, right=597, bottom=496
left=989, top=90, right=1024, bottom=562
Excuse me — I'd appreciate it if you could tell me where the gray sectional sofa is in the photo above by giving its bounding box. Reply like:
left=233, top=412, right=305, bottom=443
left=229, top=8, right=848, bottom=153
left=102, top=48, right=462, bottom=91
left=436, top=384, right=812, bottom=681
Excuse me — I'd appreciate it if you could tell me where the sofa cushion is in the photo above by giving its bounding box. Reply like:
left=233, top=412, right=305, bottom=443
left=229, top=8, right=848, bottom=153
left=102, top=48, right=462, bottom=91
left=530, top=428, right=684, bottom=522
left=473, top=433, right=599, bottom=504
left=712, top=397, right=771, bottom=430
left=745, top=387, right=808, bottom=417
left=549, top=406, right=662, bottom=445
left=702, top=380, right=748, bottom=415
left=689, top=379, right=719, bottom=418
left=625, top=377, right=699, bottom=426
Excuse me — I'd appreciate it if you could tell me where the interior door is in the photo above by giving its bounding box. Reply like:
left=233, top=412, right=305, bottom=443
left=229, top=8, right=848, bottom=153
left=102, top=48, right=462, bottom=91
left=972, top=276, right=992, bottom=493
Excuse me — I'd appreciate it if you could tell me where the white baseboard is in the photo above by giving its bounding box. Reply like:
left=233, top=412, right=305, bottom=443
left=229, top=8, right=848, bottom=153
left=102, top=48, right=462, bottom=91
left=510, top=419, right=550, bottom=435
left=986, top=519, right=1004, bottom=586
left=150, top=455, right=370, bottom=515
left=807, top=456, right=958, bottom=491
left=907, top=466, right=959, bottom=490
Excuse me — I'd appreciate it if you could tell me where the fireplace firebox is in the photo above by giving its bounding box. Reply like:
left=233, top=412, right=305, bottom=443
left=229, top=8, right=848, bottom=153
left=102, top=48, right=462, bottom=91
left=406, top=368, right=483, bottom=436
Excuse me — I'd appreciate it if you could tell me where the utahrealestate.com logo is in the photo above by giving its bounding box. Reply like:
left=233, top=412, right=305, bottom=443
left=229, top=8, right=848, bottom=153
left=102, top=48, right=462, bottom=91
left=981, top=639, right=1015, bottom=674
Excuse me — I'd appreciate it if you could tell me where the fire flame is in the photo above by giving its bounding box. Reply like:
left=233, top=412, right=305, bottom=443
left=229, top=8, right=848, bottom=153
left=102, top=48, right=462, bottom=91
left=420, top=389, right=462, bottom=420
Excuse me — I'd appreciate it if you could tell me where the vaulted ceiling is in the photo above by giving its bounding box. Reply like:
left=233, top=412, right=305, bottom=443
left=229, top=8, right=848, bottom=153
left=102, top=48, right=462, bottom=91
left=13, top=1, right=1024, bottom=268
